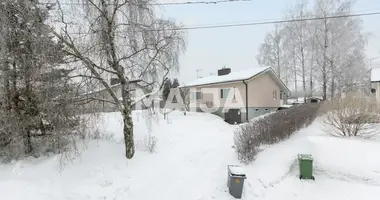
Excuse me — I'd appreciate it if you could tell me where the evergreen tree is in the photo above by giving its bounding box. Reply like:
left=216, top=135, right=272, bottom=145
left=0, top=0, right=80, bottom=158
left=162, top=79, right=172, bottom=101
left=172, top=78, right=180, bottom=88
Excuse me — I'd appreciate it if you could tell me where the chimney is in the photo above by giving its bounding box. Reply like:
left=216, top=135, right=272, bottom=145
left=218, top=67, right=231, bottom=76
left=110, top=78, right=120, bottom=86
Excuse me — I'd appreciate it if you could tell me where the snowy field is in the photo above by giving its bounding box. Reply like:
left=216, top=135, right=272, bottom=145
left=1, top=111, right=380, bottom=200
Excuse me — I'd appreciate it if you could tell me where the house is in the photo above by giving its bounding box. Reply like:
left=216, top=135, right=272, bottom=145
left=181, top=66, right=290, bottom=124
left=371, top=67, right=380, bottom=103
left=79, top=78, right=155, bottom=114
left=306, top=96, right=323, bottom=104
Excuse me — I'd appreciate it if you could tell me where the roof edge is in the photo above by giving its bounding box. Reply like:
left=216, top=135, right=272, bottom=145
left=180, top=67, right=290, bottom=93
left=180, top=67, right=270, bottom=88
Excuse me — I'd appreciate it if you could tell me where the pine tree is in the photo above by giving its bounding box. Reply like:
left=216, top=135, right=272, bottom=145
left=172, top=78, right=180, bottom=88
left=0, top=0, right=80, bottom=157
left=162, top=79, right=172, bottom=101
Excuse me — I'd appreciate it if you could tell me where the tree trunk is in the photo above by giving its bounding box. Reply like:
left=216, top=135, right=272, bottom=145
left=309, top=70, right=313, bottom=97
left=322, top=67, right=327, bottom=100
left=330, top=60, right=335, bottom=98
left=322, top=17, right=329, bottom=101
left=277, top=41, right=281, bottom=79
left=121, top=83, right=135, bottom=159
left=301, top=47, right=306, bottom=103
left=3, top=61, right=11, bottom=111
left=24, top=130, right=33, bottom=154
left=309, top=44, right=315, bottom=97
left=122, top=108, right=135, bottom=158
left=12, top=60, right=20, bottom=114
left=293, top=51, right=297, bottom=93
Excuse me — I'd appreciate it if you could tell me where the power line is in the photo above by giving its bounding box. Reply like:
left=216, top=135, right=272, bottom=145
left=38, top=0, right=254, bottom=6
left=58, top=11, right=380, bottom=34
left=173, top=11, right=380, bottom=31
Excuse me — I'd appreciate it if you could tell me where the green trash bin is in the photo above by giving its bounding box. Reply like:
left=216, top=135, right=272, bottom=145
left=297, top=154, right=315, bottom=180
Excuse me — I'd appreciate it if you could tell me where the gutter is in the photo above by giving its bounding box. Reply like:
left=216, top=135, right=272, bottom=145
left=243, top=80, right=248, bottom=122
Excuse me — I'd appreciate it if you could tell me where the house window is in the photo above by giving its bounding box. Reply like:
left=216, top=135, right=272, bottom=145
left=196, top=91, right=202, bottom=100
left=280, top=91, right=283, bottom=100
left=221, top=88, right=232, bottom=99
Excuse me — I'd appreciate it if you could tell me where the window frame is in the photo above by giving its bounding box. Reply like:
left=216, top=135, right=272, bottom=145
left=196, top=91, right=202, bottom=100
left=220, top=88, right=233, bottom=99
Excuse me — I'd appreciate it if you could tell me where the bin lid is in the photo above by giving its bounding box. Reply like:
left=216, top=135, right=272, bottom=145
left=228, top=165, right=246, bottom=176
left=297, top=154, right=313, bottom=161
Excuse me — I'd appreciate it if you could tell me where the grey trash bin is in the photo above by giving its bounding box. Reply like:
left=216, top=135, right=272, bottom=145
left=227, top=165, right=246, bottom=199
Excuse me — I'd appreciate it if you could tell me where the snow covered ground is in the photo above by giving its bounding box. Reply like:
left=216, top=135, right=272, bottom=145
left=1, top=111, right=380, bottom=200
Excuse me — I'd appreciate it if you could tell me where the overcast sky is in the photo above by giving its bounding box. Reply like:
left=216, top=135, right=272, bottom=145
left=156, top=0, right=380, bottom=85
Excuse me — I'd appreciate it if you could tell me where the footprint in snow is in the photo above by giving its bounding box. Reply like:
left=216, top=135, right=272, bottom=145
left=98, top=180, right=113, bottom=187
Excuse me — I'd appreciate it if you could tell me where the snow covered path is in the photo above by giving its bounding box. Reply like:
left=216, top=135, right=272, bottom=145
left=1, top=112, right=380, bottom=200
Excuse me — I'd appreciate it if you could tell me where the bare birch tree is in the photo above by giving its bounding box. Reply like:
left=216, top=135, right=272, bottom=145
left=257, top=24, right=291, bottom=86
left=313, top=0, right=365, bottom=99
left=258, top=0, right=367, bottom=100
left=283, top=1, right=311, bottom=102
left=51, top=0, right=185, bottom=158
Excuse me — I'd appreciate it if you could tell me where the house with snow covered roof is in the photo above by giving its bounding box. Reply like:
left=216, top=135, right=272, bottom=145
left=79, top=78, right=155, bottom=113
left=370, top=67, right=380, bottom=102
left=181, top=66, right=290, bottom=124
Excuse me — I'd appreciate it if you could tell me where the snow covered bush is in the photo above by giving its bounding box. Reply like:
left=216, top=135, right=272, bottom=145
left=319, top=96, right=379, bottom=137
left=143, top=135, right=158, bottom=153
left=87, top=129, right=114, bottom=141
left=234, top=103, right=320, bottom=163
left=234, top=121, right=260, bottom=163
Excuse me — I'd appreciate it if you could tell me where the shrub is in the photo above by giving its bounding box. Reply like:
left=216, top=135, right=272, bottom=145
left=234, top=121, right=260, bottom=164
left=319, top=96, right=379, bottom=137
left=143, top=135, right=158, bottom=154
left=234, top=103, right=320, bottom=163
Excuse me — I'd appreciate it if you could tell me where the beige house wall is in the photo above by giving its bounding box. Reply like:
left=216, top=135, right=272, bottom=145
left=190, top=81, right=247, bottom=110
left=188, top=72, right=283, bottom=109
left=246, top=73, right=281, bottom=108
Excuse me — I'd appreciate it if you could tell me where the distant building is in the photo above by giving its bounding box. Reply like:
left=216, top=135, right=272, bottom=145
left=370, top=68, right=380, bottom=103
left=181, top=66, right=290, bottom=124
left=79, top=79, right=154, bottom=114
left=306, top=96, right=323, bottom=104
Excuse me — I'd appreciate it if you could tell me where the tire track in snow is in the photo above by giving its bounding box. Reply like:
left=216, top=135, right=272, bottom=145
left=314, top=166, right=380, bottom=187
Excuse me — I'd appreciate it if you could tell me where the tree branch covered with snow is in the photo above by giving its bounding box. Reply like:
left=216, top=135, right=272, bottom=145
left=257, top=0, right=368, bottom=100
left=51, top=0, right=186, bottom=159
left=319, top=95, right=380, bottom=137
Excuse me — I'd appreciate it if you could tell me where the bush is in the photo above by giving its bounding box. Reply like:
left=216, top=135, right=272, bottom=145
left=319, top=96, right=379, bottom=137
left=234, top=103, right=320, bottom=163
left=233, top=122, right=260, bottom=164
left=143, top=135, right=158, bottom=154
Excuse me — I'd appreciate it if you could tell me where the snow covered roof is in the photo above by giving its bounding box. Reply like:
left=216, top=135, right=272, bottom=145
left=307, top=96, right=323, bottom=100
left=371, top=68, right=380, bottom=82
left=183, top=67, right=271, bottom=87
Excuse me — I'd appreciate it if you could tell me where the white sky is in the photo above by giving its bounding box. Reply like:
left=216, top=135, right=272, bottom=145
left=156, top=0, right=380, bottom=85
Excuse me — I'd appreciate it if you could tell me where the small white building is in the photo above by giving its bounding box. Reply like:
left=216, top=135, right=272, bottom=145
left=370, top=68, right=380, bottom=103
